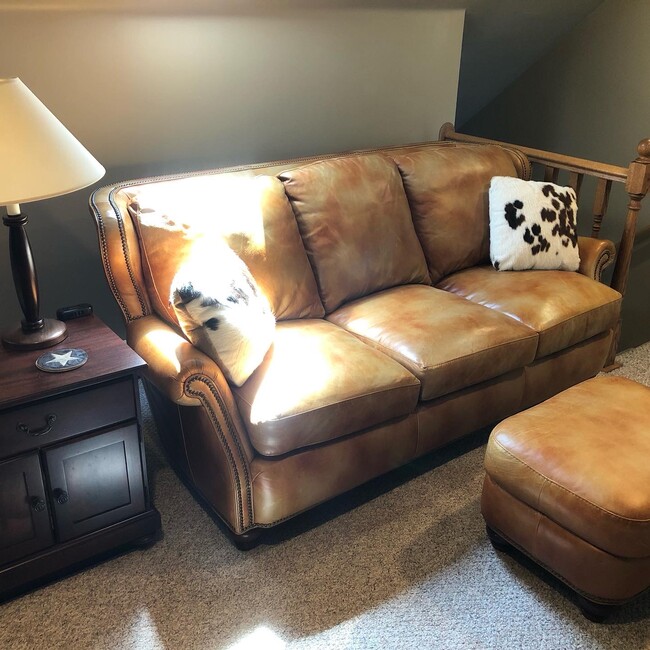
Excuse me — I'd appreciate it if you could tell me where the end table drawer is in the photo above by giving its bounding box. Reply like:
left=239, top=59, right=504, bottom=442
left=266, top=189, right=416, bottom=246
left=0, top=379, right=136, bottom=457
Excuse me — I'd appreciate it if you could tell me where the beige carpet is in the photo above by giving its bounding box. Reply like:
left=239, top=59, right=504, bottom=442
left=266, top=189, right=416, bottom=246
left=1, top=344, right=649, bottom=649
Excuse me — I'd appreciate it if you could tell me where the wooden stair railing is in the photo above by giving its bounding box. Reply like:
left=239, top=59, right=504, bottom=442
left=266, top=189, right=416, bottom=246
left=439, top=123, right=650, bottom=367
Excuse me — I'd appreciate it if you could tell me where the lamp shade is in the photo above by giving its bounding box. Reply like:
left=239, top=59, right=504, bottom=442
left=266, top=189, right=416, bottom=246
left=0, top=78, right=105, bottom=206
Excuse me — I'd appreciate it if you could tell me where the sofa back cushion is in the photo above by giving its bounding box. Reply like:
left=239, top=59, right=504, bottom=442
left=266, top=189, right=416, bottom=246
left=280, top=153, right=430, bottom=313
left=127, top=173, right=325, bottom=325
left=391, top=144, right=528, bottom=283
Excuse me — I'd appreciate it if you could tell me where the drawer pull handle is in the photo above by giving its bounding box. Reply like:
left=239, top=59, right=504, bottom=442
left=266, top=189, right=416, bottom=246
left=53, top=489, right=69, bottom=505
left=17, top=414, right=57, bottom=437
left=30, top=496, right=46, bottom=512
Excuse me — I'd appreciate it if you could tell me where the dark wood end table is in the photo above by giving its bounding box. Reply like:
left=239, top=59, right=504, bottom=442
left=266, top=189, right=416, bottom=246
left=0, top=315, right=161, bottom=600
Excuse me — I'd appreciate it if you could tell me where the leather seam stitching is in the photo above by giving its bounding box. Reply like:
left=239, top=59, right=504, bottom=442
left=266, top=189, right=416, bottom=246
left=185, top=375, right=254, bottom=532
left=235, top=382, right=419, bottom=424
left=537, top=298, right=622, bottom=342
left=110, top=190, right=149, bottom=318
left=89, top=195, right=132, bottom=320
left=337, top=326, right=537, bottom=373
left=491, top=439, right=650, bottom=524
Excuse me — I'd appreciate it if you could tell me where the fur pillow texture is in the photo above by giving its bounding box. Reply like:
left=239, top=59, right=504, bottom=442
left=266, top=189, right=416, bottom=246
left=489, top=176, right=580, bottom=272
left=171, top=238, right=275, bottom=387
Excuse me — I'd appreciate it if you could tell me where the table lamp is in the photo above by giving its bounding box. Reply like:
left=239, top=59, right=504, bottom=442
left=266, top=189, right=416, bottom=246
left=0, top=78, right=105, bottom=350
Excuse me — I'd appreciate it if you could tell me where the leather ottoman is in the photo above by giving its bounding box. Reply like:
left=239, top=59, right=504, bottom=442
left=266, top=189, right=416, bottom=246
left=481, top=375, right=650, bottom=621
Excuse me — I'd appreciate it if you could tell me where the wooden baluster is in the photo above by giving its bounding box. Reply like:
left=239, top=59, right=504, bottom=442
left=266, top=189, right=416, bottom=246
left=544, top=166, right=560, bottom=183
left=567, top=172, right=584, bottom=199
left=591, top=178, right=612, bottom=238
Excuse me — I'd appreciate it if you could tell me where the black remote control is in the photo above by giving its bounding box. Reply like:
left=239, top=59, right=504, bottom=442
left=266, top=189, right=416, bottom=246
left=56, top=303, right=93, bottom=321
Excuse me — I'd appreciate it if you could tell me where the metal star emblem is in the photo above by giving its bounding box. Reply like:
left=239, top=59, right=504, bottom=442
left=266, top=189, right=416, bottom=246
left=36, top=348, right=88, bottom=373
left=49, top=350, right=75, bottom=367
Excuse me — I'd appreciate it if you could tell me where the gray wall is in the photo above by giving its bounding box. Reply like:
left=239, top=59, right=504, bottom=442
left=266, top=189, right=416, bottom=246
left=0, top=7, right=464, bottom=336
left=464, top=0, right=650, bottom=350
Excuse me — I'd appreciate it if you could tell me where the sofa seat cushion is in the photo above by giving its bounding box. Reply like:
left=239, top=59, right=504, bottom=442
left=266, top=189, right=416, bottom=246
left=233, top=319, right=421, bottom=456
left=280, top=153, right=430, bottom=313
left=327, top=284, right=538, bottom=401
left=437, top=266, right=621, bottom=358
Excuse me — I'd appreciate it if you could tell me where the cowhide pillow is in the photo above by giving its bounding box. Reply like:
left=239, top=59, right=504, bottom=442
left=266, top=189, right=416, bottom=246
left=171, top=238, right=275, bottom=387
left=489, top=177, right=580, bottom=272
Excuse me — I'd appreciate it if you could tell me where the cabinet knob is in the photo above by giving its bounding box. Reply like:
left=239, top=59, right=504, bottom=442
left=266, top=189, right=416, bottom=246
left=30, top=496, right=46, bottom=512
left=17, top=414, right=57, bottom=437
left=53, top=488, right=69, bottom=505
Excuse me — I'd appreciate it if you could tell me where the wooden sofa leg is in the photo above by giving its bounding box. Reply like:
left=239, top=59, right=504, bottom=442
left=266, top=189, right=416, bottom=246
left=231, top=528, right=262, bottom=551
left=576, top=594, right=617, bottom=623
left=602, top=320, right=622, bottom=372
left=486, top=526, right=512, bottom=553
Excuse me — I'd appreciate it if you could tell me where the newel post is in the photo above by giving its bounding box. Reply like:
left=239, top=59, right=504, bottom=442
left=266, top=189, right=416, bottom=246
left=611, top=139, right=650, bottom=295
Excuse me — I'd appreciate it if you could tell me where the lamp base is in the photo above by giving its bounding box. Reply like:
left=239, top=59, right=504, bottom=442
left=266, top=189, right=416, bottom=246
left=2, top=318, right=68, bottom=351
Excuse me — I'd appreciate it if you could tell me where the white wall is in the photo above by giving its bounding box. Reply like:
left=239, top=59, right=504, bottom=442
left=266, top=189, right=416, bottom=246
left=0, top=7, right=464, bottom=334
left=463, top=0, right=650, bottom=349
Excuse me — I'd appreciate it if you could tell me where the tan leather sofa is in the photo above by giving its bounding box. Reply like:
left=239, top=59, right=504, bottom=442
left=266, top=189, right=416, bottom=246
left=89, top=136, right=620, bottom=547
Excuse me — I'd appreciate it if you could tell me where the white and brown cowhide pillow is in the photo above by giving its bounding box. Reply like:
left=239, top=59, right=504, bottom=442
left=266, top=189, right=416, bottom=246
left=171, top=238, right=275, bottom=387
left=489, top=177, right=580, bottom=272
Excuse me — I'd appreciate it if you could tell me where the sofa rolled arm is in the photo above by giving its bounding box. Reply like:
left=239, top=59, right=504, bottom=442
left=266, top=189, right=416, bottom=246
left=126, top=315, right=227, bottom=405
left=127, top=315, right=256, bottom=532
left=577, top=236, right=616, bottom=283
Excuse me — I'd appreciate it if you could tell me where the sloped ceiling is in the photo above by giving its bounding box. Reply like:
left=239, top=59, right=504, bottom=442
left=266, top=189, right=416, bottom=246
left=453, top=0, right=604, bottom=125
left=1, top=0, right=604, bottom=126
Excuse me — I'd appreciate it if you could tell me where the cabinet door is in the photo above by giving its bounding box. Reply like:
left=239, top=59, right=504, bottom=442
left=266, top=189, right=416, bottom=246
left=45, top=424, right=145, bottom=542
left=0, top=454, right=53, bottom=565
